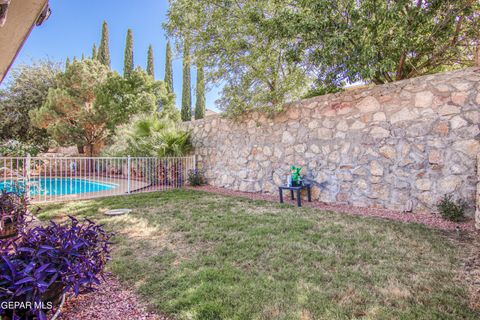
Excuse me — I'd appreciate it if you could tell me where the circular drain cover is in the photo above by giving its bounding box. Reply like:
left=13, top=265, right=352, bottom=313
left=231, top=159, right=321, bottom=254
left=104, top=209, right=132, bottom=216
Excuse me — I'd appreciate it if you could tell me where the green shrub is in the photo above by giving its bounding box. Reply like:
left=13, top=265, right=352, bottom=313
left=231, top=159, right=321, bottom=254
left=0, top=140, right=40, bottom=156
left=188, top=169, right=206, bottom=186
left=437, top=195, right=467, bottom=222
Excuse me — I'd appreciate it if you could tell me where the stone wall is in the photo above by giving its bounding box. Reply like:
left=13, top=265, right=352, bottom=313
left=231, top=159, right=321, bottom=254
left=477, top=156, right=480, bottom=228
left=185, top=68, right=480, bottom=216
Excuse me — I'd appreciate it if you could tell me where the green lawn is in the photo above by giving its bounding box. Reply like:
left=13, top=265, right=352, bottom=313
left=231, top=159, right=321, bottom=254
left=36, top=190, right=478, bottom=319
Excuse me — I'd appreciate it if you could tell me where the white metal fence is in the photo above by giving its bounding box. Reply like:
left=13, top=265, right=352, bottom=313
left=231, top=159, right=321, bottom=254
left=0, top=156, right=196, bottom=203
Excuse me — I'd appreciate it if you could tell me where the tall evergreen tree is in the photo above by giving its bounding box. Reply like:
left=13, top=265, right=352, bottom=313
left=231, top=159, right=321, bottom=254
left=91, top=43, right=97, bottom=60
left=123, top=29, right=134, bottom=77
left=181, top=42, right=192, bottom=121
left=195, top=64, right=205, bottom=119
left=97, top=21, right=111, bottom=67
left=65, top=57, right=71, bottom=69
left=164, top=41, right=173, bottom=93
left=147, top=45, right=154, bottom=77
left=81, top=53, right=85, bottom=61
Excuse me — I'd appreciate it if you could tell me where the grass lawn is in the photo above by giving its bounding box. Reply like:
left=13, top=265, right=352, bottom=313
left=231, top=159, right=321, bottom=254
left=36, top=190, right=478, bottom=319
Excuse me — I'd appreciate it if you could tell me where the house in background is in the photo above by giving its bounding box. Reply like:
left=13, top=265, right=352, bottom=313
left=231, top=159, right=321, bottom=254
left=0, top=0, right=50, bottom=83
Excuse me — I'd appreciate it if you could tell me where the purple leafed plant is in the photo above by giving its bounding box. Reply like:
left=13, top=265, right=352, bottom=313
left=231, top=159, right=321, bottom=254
left=0, top=216, right=112, bottom=320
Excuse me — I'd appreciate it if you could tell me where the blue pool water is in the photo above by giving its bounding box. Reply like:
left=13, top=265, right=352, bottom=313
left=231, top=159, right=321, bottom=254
left=0, top=178, right=117, bottom=196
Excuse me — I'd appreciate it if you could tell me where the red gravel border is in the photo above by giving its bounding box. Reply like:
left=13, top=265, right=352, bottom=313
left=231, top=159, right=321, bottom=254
left=188, top=185, right=477, bottom=233
left=58, top=275, right=169, bottom=320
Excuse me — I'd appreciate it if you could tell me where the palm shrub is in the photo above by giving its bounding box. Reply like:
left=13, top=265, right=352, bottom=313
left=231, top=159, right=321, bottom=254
left=104, top=114, right=192, bottom=186
left=105, top=114, right=191, bottom=157
left=153, top=127, right=191, bottom=157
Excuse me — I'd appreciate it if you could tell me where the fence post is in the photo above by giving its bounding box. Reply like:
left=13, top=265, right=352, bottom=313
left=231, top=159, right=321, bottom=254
left=25, top=154, right=31, bottom=201
left=194, top=154, right=197, bottom=170
left=127, top=155, right=131, bottom=194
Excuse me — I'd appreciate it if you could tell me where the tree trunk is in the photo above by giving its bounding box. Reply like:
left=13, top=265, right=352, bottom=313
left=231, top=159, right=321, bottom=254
left=85, top=144, right=94, bottom=157
left=475, top=42, right=480, bottom=67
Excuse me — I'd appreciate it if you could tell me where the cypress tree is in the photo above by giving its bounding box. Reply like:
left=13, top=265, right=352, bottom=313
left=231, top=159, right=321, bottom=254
left=195, top=64, right=206, bottom=119
left=81, top=53, right=85, bottom=60
left=147, top=45, right=154, bottom=77
left=65, top=57, right=71, bottom=69
left=181, top=42, right=192, bottom=121
left=98, top=21, right=111, bottom=67
left=91, top=43, right=97, bottom=60
left=123, top=29, right=134, bottom=77
left=164, top=41, right=173, bottom=93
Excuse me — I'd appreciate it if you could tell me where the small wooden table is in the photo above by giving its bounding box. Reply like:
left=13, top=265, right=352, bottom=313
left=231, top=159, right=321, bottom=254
left=278, top=184, right=312, bottom=207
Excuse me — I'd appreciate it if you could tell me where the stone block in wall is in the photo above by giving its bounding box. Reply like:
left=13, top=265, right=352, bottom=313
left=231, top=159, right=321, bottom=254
left=477, top=155, right=480, bottom=230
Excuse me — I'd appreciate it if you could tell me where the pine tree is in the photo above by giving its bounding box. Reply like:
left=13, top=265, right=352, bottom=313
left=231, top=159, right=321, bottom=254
left=65, top=57, right=71, bottom=69
left=98, top=21, right=111, bottom=67
left=181, top=42, right=192, bottom=121
left=195, top=64, right=206, bottom=119
left=147, top=45, right=154, bottom=77
left=164, top=41, right=173, bottom=93
left=91, top=43, right=97, bottom=60
left=123, top=29, right=134, bottom=77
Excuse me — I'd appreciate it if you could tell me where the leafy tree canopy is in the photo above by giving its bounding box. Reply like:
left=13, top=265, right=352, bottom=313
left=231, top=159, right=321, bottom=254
left=0, top=140, right=41, bottom=157
left=165, top=0, right=309, bottom=117
left=30, top=59, right=111, bottom=156
left=165, top=0, right=479, bottom=116
left=96, top=67, right=176, bottom=132
left=292, top=0, right=480, bottom=85
left=0, top=59, right=60, bottom=149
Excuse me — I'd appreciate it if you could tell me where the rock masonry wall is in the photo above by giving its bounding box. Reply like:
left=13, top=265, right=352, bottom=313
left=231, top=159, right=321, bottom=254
left=185, top=68, right=480, bottom=216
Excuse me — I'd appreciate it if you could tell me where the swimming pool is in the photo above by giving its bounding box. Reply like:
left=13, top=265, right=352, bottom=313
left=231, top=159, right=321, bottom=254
left=0, top=178, right=117, bottom=196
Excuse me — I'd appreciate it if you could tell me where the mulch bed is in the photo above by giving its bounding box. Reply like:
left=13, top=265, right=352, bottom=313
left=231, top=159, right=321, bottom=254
left=189, top=185, right=477, bottom=233
left=58, top=275, right=169, bottom=320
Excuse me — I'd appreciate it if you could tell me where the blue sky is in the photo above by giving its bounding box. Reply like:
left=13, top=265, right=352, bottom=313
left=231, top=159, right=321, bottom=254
left=6, top=0, right=220, bottom=111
